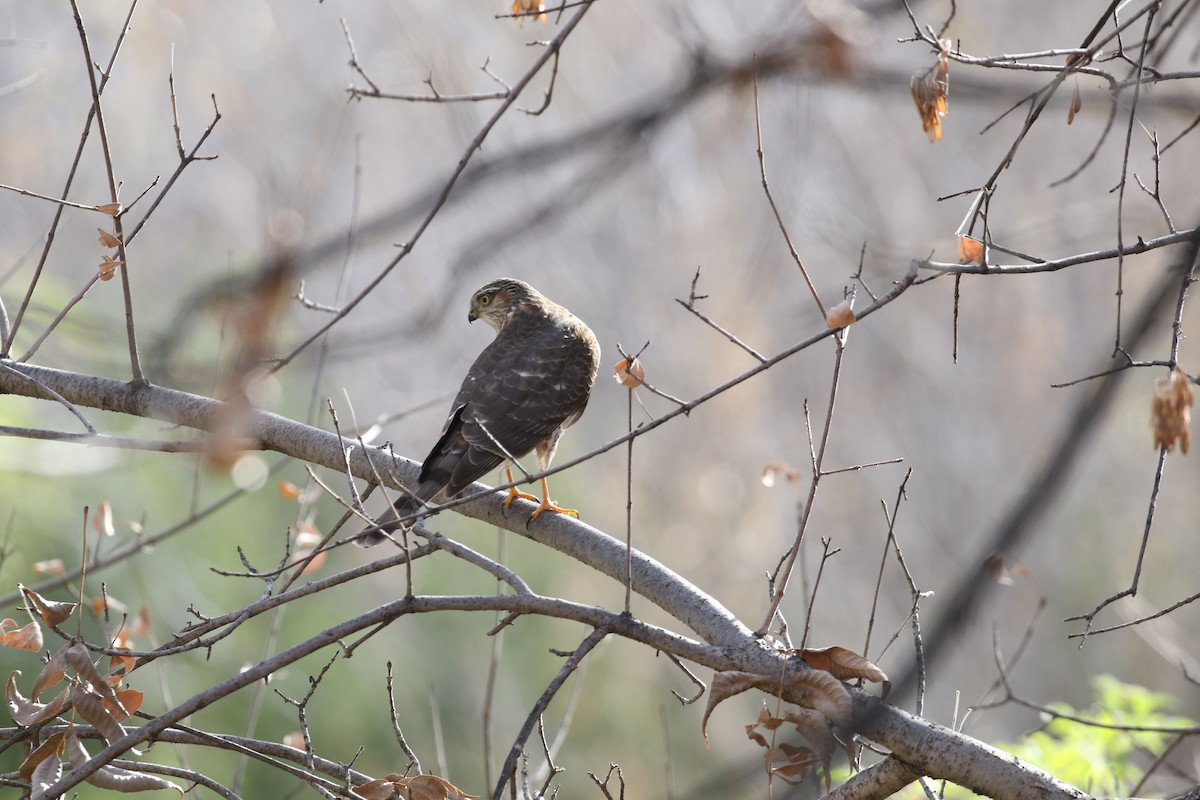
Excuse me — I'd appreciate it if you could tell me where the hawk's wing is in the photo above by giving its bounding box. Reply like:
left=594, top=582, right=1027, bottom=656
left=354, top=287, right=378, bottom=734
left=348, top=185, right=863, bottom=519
left=419, top=313, right=598, bottom=499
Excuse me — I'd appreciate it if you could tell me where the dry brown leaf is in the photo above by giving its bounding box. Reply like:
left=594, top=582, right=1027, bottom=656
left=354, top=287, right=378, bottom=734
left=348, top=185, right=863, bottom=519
left=956, top=235, right=985, bottom=265
left=32, top=559, right=66, bottom=577
left=65, top=729, right=184, bottom=794
left=510, top=0, right=547, bottom=24
left=130, top=606, right=152, bottom=638
left=613, top=357, right=645, bottom=388
left=802, top=646, right=888, bottom=685
left=761, top=462, right=801, bottom=488
left=28, top=733, right=65, bottom=798
left=787, top=668, right=854, bottom=727
left=31, top=646, right=71, bottom=699
left=97, top=228, right=122, bottom=249
left=283, top=732, right=305, bottom=750
left=278, top=480, right=303, bottom=500
left=1, top=617, right=44, bottom=651
left=1151, top=366, right=1193, bottom=454
left=20, top=729, right=66, bottom=782
left=7, top=672, right=70, bottom=725
left=73, top=686, right=127, bottom=745
left=94, top=202, right=122, bottom=217
left=825, top=300, right=856, bottom=329
left=355, top=773, right=478, bottom=800
left=98, top=256, right=122, bottom=281
left=21, top=584, right=77, bottom=627
left=353, top=779, right=398, bottom=800
left=910, top=39, right=950, bottom=142
left=701, top=670, right=775, bottom=745
left=1068, top=81, right=1082, bottom=124
left=95, top=500, right=116, bottom=536
left=63, top=641, right=121, bottom=705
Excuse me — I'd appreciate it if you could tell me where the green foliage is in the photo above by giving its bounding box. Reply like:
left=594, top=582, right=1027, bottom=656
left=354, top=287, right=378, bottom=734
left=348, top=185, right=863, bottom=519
left=947, top=675, right=1194, bottom=798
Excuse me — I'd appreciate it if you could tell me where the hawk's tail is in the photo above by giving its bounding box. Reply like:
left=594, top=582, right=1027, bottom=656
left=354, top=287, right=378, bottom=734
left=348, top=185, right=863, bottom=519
left=355, top=490, right=427, bottom=547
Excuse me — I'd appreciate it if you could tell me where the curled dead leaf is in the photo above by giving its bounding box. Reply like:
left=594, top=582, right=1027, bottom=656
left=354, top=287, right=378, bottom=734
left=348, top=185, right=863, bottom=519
left=510, top=0, right=547, bottom=24
left=701, top=670, right=775, bottom=746
left=786, top=668, right=854, bottom=726
left=97, top=228, right=122, bottom=249
left=1151, top=366, right=1193, bottom=454
left=21, top=585, right=77, bottom=627
left=94, top=500, right=115, bottom=536
left=825, top=300, right=856, bottom=330
left=19, top=729, right=66, bottom=782
left=65, top=729, right=183, bottom=794
left=613, top=357, right=645, bottom=388
left=94, top=202, right=122, bottom=217
left=98, top=256, right=122, bottom=281
left=1068, top=81, right=1082, bottom=125
left=7, top=672, right=69, bottom=725
left=761, top=462, right=801, bottom=488
left=32, top=559, right=66, bottom=577
left=956, top=235, right=985, bottom=265
left=1, top=618, right=44, bottom=652
left=910, top=39, right=950, bottom=142
left=802, top=646, right=889, bottom=698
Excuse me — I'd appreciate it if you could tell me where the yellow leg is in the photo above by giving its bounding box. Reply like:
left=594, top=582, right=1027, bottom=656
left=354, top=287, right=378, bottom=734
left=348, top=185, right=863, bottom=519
left=502, top=466, right=538, bottom=508
left=529, top=477, right=579, bottom=521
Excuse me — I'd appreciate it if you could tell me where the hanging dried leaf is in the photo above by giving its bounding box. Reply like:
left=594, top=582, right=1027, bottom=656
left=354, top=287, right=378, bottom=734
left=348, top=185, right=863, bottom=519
left=1067, top=81, right=1082, bottom=124
left=63, top=641, right=122, bottom=705
left=73, top=686, right=127, bottom=744
left=983, top=551, right=1031, bottom=586
left=354, top=773, right=479, bottom=800
left=7, top=672, right=69, bottom=725
left=97, top=228, right=122, bottom=249
left=956, top=235, right=985, bottom=265
left=509, top=0, right=547, bottom=24
left=65, top=730, right=184, bottom=794
left=98, top=256, right=122, bottom=281
left=1, top=618, right=44, bottom=652
left=21, top=584, right=77, bottom=627
left=701, top=670, right=775, bottom=745
left=283, top=732, right=305, bottom=750
left=94, top=202, right=123, bottom=217
left=1151, top=366, right=1193, bottom=454
left=27, top=733, right=66, bottom=798
left=278, top=480, right=303, bottom=500
left=95, top=500, right=116, bottom=536
left=910, top=39, right=950, bottom=142
left=825, top=300, right=856, bottom=329
left=20, top=729, right=66, bottom=782
left=786, top=668, right=853, bottom=726
left=801, top=646, right=888, bottom=685
left=31, top=646, right=72, bottom=699
left=130, top=606, right=153, bottom=638
left=761, top=462, right=801, bottom=488
left=32, top=559, right=66, bottom=577
left=745, top=706, right=822, bottom=786
left=613, top=357, right=645, bottom=388
left=109, top=647, right=136, bottom=679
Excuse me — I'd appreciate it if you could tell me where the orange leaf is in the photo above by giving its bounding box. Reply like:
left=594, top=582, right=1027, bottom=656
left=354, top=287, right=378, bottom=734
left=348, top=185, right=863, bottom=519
left=278, top=480, right=302, bottom=500
left=97, top=228, right=122, bottom=249
left=94, top=500, right=115, bottom=536
left=956, top=235, right=985, bottom=265
left=613, top=357, right=645, bottom=388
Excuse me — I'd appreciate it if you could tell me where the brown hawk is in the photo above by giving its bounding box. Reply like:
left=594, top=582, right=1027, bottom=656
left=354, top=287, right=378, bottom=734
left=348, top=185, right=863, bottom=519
left=359, top=278, right=600, bottom=545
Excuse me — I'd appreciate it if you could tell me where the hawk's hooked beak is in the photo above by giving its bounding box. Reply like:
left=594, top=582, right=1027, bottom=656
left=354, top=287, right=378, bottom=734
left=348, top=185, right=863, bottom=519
left=468, top=309, right=478, bottom=323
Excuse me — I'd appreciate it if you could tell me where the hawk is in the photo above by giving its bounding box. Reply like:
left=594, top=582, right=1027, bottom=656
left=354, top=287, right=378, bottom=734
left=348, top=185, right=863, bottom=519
left=359, top=278, right=600, bottom=546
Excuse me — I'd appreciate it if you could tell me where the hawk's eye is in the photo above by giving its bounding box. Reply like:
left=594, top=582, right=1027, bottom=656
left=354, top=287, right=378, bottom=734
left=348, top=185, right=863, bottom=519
left=478, top=294, right=491, bottom=306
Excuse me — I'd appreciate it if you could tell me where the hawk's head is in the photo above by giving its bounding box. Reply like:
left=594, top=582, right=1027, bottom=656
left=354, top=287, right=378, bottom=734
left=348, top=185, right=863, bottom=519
left=467, top=278, right=540, bottom=331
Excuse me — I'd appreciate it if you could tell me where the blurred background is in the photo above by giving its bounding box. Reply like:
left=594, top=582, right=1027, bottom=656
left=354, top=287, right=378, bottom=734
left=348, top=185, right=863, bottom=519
left=2, top=0, right=1199, bottom=796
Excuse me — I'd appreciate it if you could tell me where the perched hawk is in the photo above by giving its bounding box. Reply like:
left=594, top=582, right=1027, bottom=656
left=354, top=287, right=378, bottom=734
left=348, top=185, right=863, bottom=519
left=359, top=278, right=600, bottom=546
